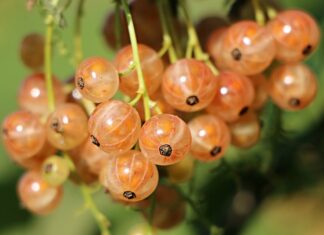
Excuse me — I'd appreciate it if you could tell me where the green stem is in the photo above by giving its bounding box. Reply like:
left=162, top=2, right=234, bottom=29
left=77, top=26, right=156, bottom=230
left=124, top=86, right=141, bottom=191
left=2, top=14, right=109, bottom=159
left=121, top=0, right=151, bottom=121
left=81, top=185, right=111, bottom=235
left=251, top=0, right=265, bottom=25
left=45, top=23, right=55, bottom=112
left=74, top=0, right=85, bottom=66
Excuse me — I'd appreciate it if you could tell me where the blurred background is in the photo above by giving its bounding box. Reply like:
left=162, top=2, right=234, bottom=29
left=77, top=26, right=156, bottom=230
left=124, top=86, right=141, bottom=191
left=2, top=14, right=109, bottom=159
left=1, top=0, right=324, bottom=235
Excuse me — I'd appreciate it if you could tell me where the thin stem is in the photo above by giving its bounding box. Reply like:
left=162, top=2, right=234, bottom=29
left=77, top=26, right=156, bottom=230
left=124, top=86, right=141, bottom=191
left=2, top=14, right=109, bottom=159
left=128, top=93, right=142, bottom=106
left=81, top=185, right=111, bottom=235
left=266, top=5, right=278, bottom=20
left=121, top=0, right=151, bottom=121
left=45, top=23, right=55, bottom=112
left=74, top=0, right=85, bottom=66
left=118, top=62, right=135, bottom=77
left=251, top=0, right=265, bottom=25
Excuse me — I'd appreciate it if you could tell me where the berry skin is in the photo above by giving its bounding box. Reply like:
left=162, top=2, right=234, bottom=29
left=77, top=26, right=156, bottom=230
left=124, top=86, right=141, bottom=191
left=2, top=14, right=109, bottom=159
left=75, top=57, right=119, bottom=103
left=188, top=115, right=231, bottom=162
left=207, top=71, right=255, bottom=123
left=166, top=155, right=194, bottom=183
left=229, top=112, right=261, bottom=148
left=42, top=156, right=70, bottom=186
left=88, top=100, right=141, bottom=154
left=20, top=33, right=44, bottom=70
left=220, top=21, right=276, bottom=75
left=267, top=63, right=317, bottom=111
left=46, top=103, right=88, bottom=150
left=249, top=74, right=269, bottom=110
left=162, top=59, right=218, bottom=112
left=114, top=44, right=164, bottom=97
left=139, top=114, right=191, bottom=166
left=267, top=10, right=320, bottom=63
left=2, top=111, right=46, bottom=159
left=18, top=73, right=66, bottom=115
left=100, top=150, right=159, bottom=202
left=18, top=171, right=63, bottom=215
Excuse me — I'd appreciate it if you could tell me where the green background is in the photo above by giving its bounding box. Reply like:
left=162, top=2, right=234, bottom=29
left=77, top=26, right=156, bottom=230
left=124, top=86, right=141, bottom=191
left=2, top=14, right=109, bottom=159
left=1, top=0, right=324, bottom=235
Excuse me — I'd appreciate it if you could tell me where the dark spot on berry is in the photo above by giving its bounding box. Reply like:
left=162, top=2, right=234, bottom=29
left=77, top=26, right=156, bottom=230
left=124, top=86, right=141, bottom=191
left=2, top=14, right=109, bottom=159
left=289, top=98, right=301, bottom=107
left=210, top=146, right=222, bottom=157
left=302, top=44, right=312, bottom=55
left=239, top=106, right=249, bottom=116
left=44, top=163, right=53, bottom=174
left=51, top=118, right=63, bottom=133
left=159, top=144, right=172, bottom=157
left=231, top=48, right=242, bottom=61
left=90, top=135, right=100, bottom=147
left=123, top=191, right=136, bottom=199
left=77, top=77, right=85, bottom=90
left=186, top=95, right=199, bottom=106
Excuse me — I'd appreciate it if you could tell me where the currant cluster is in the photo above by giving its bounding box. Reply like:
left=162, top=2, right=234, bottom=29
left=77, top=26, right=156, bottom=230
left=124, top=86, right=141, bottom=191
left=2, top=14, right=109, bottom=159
left=1, top=0, right=321, bottom=233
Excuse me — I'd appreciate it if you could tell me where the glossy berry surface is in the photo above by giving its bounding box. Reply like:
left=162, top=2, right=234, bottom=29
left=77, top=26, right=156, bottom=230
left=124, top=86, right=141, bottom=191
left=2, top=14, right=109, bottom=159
left=229, top=112, right=261, bottom=148
left=267, top=10, right=320, bottom=63
left=115, top=44, right=164, bottom=97
left=207, top=27, right=228, bottom=70
left=207, top=71, right=255, bottom=123
left=221, top=21, right=276, bottom=75
left=75, top=57, right=119, bottom=103
left=46, top=103, right=88, bottom=150
left=100, top=150, right=159, bottom=202
left=18, top=171, right=63, bottom=215
left=162, top=59, right=218, bottom=112
left=188, top=114, right=231, bottom=162
left=20, top=33, right=44, bottom=70
left=42, top=156, right=70, bottom=186
left=267, top=63, right=317, bottom=111
left=88, top=100, right=141, bottom=154
left=2, top=111, right=45, bottom=159
left=249, top=74, right=269, bottom=110
left=139, top=114, right=191, bottom=166
left=18, top=73, right=66, bottom=115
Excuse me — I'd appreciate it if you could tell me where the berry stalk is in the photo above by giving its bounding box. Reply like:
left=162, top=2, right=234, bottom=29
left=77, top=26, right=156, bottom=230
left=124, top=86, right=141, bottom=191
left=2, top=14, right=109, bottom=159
left=121, top=0, right=151, bottom=121
left=74, top=0, right=85, bottom=66
left=251, top=0, right=265, bottom=25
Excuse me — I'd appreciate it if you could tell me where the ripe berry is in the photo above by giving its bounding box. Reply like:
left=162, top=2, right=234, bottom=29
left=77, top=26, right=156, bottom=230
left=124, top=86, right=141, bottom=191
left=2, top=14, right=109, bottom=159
left=267, top=10, right=320, bottom=63
left=229, top=112, right=261, bottom=148
left=166, top=155, right=194, bottom=183
left=162, top=59, right=218, bottom=112
left=88, top=100, right=141, bottom=154
left=188, top=114, right=231, bottom=162
left=46, top=103, right=88, bottom=150
left=139, top=114, right=191, bottom=166
left=2, top=111, right=45, bottom=159
left=206, top=27, right=228, bottom=70
left=42, top=156, right=70, bottom=186
left=18, top=171, right=63, bottom=215
left=267, top=63, right=317, bottom=111
left=75, top=57, right=119, bottom=103
left=100, top=150, right=159, bottom=202
left=249, top=74, right=269, bottom=110
left=115, top=44, right=164, bottom=97
left=207, top=71, right=255, bottom=123
left=20, top=33, right=44, bottom=70
left=220, top=21, right=276, bottom=75
left=18, top=73, right=66, bottom=115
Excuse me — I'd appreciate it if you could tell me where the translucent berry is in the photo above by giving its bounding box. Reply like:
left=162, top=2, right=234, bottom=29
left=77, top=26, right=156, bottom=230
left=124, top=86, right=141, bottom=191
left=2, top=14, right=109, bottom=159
left=20, top=33, right=44, bottom=70
left=115, top=44, right=164, bottom=97
left=2, top=111, right=45, bottom=159
left=100, top=150, right=159, bottom=202
left=18, top=171, right=63, bottom=215
left=220, top=21, right=276, bottom=75
left=75, top=57, right=119, bottom=103
left=42, top=156, right=70, bottom=186
left=188, top=114, right=231, bottom=162
left=166, top=155, right=194, bottom=183
left=267, top=63, right=317, bottom=111
left=207, top=71, right=255, bottom=123
left=162, top=59, right=218, bottom=112
left=249, top=74, right=268, bottom=110
left=267, top=10, right=320, bottom=63
left=46, top=103, right=88, bottom=150
left=139, top=114, right=191, bottom=166
left=229, top=112, right=261, bottom=148
left=18, top=73, right=66, bottom=115
left=88, top=100, right=141, bottom=154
